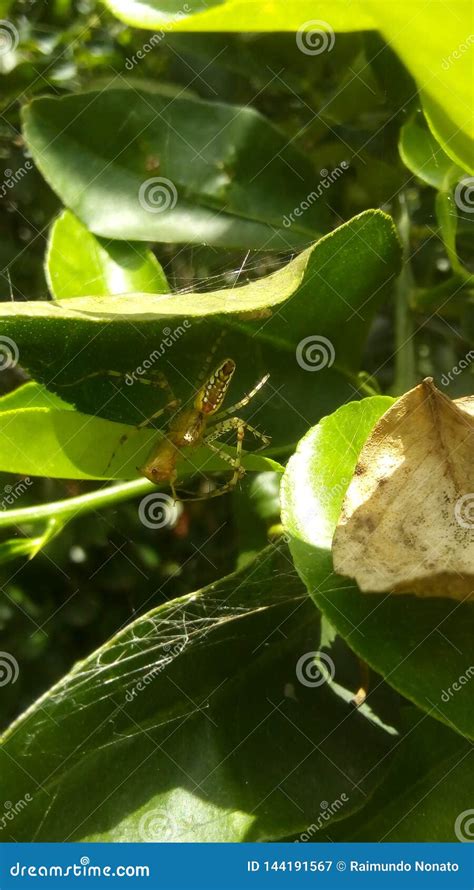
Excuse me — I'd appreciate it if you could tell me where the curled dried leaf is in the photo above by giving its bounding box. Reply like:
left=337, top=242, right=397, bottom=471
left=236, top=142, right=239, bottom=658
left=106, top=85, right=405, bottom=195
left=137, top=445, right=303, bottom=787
left=332, top=378, right=474, bottom=600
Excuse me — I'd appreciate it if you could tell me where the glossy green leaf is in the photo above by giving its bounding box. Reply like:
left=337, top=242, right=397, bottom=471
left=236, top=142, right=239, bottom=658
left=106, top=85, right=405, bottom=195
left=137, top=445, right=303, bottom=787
left=102, top=1, right=373, bottom=31
left=399, top=116, right=470, bottom=280
left=0, top=211, right=401, bottom=453
left=330, top=711, right=473, bottom=842
left=399, top=113, right=464, bottom=190
left=422, top=93, right=474, bottom=176
left=102, top=2, right=474, bottom=174
left=22, top=87, right=330, bottom=250
left=0, top=382, right=73, bottom=412
left=0, top=544, right=396, bottom=842
left=281, top=398, right=474, bottom=741
left=46, top=210, right=169, bottom=299
left=366, top=0, right=474, bottom=175
left=435, top=191, right=469, bottom=280
left=0, top=403, right=281, bottom=480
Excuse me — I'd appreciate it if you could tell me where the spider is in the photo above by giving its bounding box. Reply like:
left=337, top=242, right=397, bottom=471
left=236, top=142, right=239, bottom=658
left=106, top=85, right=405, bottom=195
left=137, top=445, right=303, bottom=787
left=60, top=345, right=271, bottom=500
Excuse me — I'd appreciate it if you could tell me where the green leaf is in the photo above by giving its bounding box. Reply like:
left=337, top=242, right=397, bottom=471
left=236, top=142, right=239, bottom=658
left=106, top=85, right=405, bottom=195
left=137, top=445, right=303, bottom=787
left=435, top=191, right=469, bottom=280
left=0, top=382, right=73, bottom=412
left=22, top=87, right=330, bottom=250
left=365, top=0, right=474, bottom=175
left=398, top=116, right=470, bottom=280
left=399, top=112, right=464, bottom=190
left=0, top=544, right=396, bottom=842
left=281, top=398, right=474, bottom=741
left=102, top=1, right=373, bottom=31
left=422, top=94, right=474, bottom=177
left=46, top=210, right=169, bottom=299
left=0, top=519, right=64, bottom=563
left=0, top=404, right=281, bottom=480
left=0, top=211, right=401, bottom=453
left=101, top=3, right=474, bottom=173
left=330, top=711, right=473, bottom=841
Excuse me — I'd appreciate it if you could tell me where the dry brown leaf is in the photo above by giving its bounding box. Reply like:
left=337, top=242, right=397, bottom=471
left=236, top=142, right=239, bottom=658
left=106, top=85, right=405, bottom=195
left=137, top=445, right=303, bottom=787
left=332, top=378, right=474, bottom=600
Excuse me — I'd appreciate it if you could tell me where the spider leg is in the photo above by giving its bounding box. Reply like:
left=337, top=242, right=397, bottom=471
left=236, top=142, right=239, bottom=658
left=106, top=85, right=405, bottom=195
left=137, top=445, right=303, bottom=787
left=56, top=368, right=179, bottom=413
left=206, top=416, right=271, bottom=448
left=105, top=399, right=180, bottom=475
left=184, top=417, right=245, bottom=499
left=195, top=330, right=228, bottom=386
left=213, top=373, right=270, bottom=418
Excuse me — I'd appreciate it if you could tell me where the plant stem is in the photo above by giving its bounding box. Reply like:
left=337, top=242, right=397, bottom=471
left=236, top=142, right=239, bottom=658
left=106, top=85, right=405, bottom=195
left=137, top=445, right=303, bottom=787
left=0, top=478, right=154, bottom=529
left=392, top=192, right=417, bottom=395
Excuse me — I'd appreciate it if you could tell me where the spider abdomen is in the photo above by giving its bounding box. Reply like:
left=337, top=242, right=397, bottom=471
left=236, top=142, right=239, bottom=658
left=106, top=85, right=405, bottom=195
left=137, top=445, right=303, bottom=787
left=195, top=358, right=236, bottom=415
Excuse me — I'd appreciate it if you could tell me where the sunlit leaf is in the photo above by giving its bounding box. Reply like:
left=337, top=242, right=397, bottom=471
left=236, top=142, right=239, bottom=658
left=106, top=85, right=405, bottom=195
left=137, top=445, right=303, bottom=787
left=0, top=544, right=396, bottom=841
left=46, top=210, right=169, bottom=299
left=281, top=398, right=474, bottom=740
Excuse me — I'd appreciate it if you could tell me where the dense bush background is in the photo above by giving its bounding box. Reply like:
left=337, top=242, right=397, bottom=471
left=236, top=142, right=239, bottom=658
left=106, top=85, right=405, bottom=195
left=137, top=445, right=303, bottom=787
left=0, top=0, right=472, bottom=843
